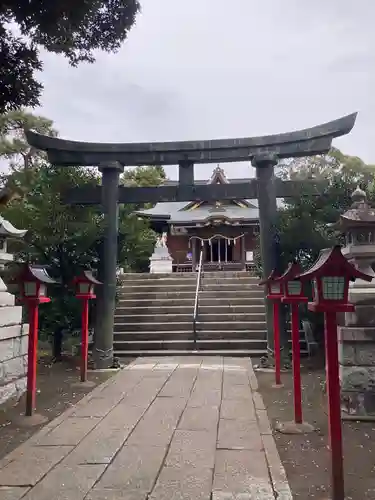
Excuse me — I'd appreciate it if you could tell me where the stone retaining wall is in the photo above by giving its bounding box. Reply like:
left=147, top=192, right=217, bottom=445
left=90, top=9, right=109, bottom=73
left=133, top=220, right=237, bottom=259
left=0, top=300, right=28, bottom=405
left=339, top=325, right=375, bottom=417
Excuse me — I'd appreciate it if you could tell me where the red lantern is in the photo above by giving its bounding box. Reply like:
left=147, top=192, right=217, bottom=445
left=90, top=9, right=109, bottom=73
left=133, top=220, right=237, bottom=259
left=273, top=261, right=308, bottom=425
left=298, top=246, right=368, bottom=313
left=297, top=245, right=372, bottom=500
left=17, top=265, right=56, bottom=304
left=72, top=270, right=101, bottom=383
left=274, top=261, right=308, bottom=304
left=73, top=270, right=100, bottom=299
left=261, top=268, right=284, bottom=299
left=12, top=265, right=57, bottom=417
left=259, top=269, right=283, bottom=386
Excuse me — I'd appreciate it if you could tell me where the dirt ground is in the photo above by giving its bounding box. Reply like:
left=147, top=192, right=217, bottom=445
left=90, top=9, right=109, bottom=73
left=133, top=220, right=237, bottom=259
left=0, top=354, right=132, bottom=461
left=256, top=354, right=375, bottom=500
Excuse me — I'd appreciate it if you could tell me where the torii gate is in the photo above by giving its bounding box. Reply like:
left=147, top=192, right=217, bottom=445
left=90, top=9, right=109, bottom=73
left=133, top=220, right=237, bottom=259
left=26, top=112, right=357, bottom=368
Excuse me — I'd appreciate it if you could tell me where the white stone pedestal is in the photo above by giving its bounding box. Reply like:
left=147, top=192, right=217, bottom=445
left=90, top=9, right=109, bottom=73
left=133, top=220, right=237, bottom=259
left=0, top=276, right=29, bottom=405
left=149, top=247, right=173, bottom=274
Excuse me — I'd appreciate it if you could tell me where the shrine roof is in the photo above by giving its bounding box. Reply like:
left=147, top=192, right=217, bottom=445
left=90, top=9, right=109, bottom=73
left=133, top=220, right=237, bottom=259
left=136, top=198, right=284, bottom=223
left=135, top=167, right=284, bottom=223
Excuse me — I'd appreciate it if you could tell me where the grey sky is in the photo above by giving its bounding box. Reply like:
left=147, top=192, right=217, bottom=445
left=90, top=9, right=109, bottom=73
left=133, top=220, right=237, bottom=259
left=36, top=0, right=374, bottom=180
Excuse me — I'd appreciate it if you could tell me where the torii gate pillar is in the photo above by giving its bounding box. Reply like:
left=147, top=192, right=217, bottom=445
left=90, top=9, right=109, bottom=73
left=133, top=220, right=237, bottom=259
left=252, top=154, right=282, bottom=353
left=93, top=162, right=124, bottom=369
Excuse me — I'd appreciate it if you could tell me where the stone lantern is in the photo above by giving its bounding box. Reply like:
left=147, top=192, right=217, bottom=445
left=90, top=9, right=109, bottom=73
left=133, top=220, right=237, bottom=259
left=0, top=216, right=28, bottom=405
left=335, top=186, right=375, bottom=417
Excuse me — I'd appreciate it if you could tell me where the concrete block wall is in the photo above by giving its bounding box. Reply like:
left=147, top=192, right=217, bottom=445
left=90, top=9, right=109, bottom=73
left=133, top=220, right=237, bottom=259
left=0, top=286, right=28, bottom=405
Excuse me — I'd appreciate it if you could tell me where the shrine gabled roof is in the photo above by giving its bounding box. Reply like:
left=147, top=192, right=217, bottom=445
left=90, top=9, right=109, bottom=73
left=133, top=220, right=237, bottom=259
left=135, top=167, right=285, bottom=223
left=136, top=198, right=285, bottom=223
left=135, top=200, right=261, bottom=223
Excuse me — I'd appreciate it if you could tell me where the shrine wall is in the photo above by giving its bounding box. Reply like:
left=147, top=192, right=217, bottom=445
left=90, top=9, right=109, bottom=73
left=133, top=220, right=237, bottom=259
left=167, top=225, right=258, bottom=264
left=0, top=291, right=28, bottom=405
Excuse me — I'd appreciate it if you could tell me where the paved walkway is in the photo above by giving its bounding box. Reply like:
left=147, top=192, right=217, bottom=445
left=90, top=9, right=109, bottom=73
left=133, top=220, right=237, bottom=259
left=0, top=357, right=292, bottom=500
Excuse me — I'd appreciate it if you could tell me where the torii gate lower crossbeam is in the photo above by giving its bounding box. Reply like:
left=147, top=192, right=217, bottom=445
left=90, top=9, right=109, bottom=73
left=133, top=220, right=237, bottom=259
left=25, top=112, right=357, bottom=368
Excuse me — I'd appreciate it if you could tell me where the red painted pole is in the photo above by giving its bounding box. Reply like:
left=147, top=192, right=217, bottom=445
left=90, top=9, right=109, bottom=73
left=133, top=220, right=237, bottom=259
left=324, top=310, right=345, bottom=500
left=291, top=302, right=302, bottom=424
left=273, top=300, right=282, bottom=386
left=81, top=298, right=89, bottom=382
left=25, top=301, right=39, bottom=417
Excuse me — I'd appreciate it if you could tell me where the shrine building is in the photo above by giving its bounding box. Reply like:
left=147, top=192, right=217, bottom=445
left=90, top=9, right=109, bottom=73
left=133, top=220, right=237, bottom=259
left=137, top=166, right=281, bottom=272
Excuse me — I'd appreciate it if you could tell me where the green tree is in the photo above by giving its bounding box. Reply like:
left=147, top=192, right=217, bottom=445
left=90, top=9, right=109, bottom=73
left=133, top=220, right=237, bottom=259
left=1, top=163, right=103, bottom=357
left=122, top=165, right=166, bottom=187
left=0, top=110, right=165, bottom=357
left=0, top=1, right=140, bottom=112
left=273, top=149, right=375, bottom=345
left=118, top=165, right=167, bottom=269
left=0, top=163, right=163, bottom=356
left=276, top=148, right=375, bottom=270
left=0, top=110, right=57, bottom=170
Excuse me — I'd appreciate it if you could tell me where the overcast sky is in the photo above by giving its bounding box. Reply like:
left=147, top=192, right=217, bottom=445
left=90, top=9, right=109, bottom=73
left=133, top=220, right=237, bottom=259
left=36, top=0, right=374, bottom=180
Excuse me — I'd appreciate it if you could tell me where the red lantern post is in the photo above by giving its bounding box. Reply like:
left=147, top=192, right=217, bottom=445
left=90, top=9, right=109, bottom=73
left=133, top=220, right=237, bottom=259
left=274, top=261, right=309, bottom=426
left=259, top=269, right=284, bottom=387
left=297, top=245, right=372, bottom=500
left=72, top=271, right=101, bottom=383
left=13, top=265, right=57, bottom=418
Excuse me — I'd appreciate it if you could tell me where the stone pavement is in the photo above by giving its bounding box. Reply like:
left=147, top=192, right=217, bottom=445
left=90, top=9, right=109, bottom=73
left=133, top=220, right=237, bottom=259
left=0, top=357, right=292, bottom=500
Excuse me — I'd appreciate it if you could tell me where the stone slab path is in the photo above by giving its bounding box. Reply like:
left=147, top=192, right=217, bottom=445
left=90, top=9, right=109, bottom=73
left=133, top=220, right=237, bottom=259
left=0, top=357, right=292, bottom=500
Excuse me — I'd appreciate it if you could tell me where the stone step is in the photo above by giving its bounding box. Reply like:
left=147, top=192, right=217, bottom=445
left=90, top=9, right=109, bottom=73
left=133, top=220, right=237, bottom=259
left=118, top=290, right=264, bottom=300
left=118, top=272, right=258, bottom=283
left=114, top=322, right=192, bottom=332
left=114, top=320, right=266, bottom=332
left=201, top=284, right=262, bottom=291
left=118, top=286, right=196, bottom=295
left=117, top=296, right=265, bottom=307
left=203, top=271, right=257, bottom=278
left=199, top=304, right=265, bottom=313
left=196, top=321, right=266, bottom=331
left=113, top=339, right=267, bottom=351
left=119, top=273, right=196, bottom=281
left=120, top=274, right=259, bottom=287
left=113, top=330, right=267, bottom=341
left=115, top=304, right=266, bottom=315
left=115, top=349, right=267, bottom=357
left=118, top=283, right=262, bottom=293
left=114, top=312, right=266, bottom=323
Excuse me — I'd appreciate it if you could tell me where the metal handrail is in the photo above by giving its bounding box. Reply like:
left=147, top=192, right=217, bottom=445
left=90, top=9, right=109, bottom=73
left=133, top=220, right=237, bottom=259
left=193, top=249, right=204, bottom=350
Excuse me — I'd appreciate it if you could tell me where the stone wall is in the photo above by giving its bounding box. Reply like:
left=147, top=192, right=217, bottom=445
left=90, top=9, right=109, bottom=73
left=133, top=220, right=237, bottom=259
left=0, top=289, right=28, bottom=405
left=339, top=325, right=375, bottom=417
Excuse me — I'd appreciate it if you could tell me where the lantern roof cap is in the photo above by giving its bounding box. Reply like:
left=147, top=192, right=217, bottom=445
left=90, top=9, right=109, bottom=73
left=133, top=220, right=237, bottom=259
left=28, top=265, right=57, bottom=284
left=335, top=186, right=375, bottom=229
left=274, top=260, right=302, bottom=283
left=352, top=185, right=366, bottom=203
left=259, top=268, right=280, bottom=286
left=11, top=264, right=58, bottom=284
left=0, top=216, right=27, bottom=238
left=296, top=245, right=372, bottom=282
left=74, top=270, right=101, bottom=285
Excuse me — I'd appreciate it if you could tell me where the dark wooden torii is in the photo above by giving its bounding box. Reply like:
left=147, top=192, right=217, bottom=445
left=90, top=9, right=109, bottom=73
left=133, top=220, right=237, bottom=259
left=26, top=112, right=357, bottom=368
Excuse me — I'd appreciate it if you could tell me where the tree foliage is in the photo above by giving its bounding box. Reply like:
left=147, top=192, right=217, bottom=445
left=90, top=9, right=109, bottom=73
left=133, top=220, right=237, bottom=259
left=0, top=0, right=140, bottom=112
left=275, top=148, right=375, bottom=270
left=1, top=163, right=160, bottom=340
left=0, top=110, right=166, bottom=354
left=0, top=110, right=57, bottom=169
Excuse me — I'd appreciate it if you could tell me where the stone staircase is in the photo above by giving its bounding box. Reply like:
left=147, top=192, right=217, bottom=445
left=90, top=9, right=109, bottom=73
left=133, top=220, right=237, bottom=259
left=114, top=271, right=268, bottom=356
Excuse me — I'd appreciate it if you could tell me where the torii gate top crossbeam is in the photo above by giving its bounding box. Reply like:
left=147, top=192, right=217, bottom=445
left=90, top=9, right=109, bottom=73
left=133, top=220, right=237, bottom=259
left=26, top=113, right=357, bottom=167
